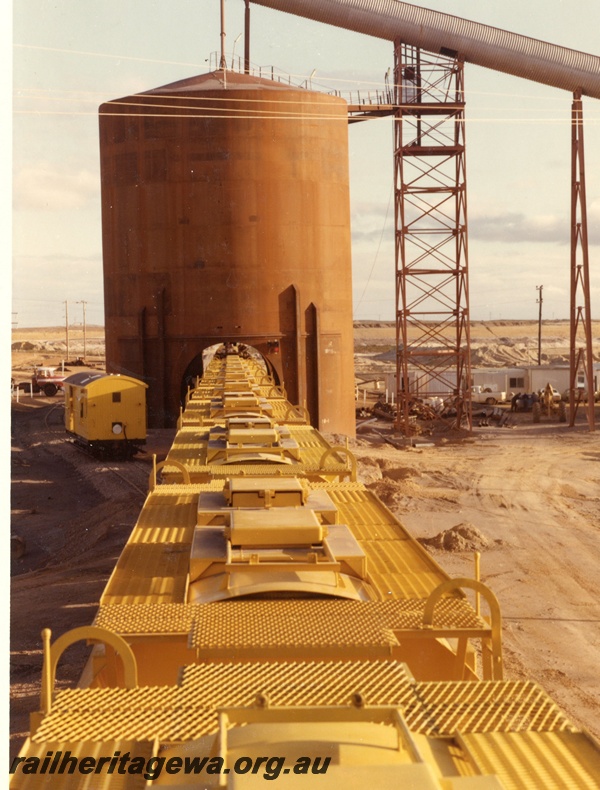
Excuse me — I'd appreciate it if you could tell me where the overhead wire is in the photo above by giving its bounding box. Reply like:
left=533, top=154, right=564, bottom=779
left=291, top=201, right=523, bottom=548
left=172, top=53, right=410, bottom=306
left=13, top=42, right=207, bottom=70
left=14, top=41, right=600, bottom=109
left=14, top=41, right=599, bottom=103
left=14, top=107, right=599, bottom=126
left=14, top=81, right=589, bottom=106
left=13, top=43, right=598, bottom=326
left=14, top=90, right=599, bottom=124
left=13, top=297, right=102, bottom=304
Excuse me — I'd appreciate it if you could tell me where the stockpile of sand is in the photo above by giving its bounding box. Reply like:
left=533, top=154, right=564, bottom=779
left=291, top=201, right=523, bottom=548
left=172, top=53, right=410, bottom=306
left=12, top=340, right=105, bottom=354
left=418, top=522, right=489, bottom=552
left=353, top=320, right=600, bottom=371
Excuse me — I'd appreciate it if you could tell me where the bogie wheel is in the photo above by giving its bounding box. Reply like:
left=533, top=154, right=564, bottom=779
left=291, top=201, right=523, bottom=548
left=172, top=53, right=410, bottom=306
left=558, top=401, right=567, bottom=423
left=44, top=383, right=58, bottom=397
left=532, top=402, right=541, bottom=423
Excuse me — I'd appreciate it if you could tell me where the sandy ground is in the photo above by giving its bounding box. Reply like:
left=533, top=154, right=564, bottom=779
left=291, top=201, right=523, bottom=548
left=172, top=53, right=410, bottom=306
left=9, top=325, right=600, bottom=761
left=353, top=318, right=600, bottom=374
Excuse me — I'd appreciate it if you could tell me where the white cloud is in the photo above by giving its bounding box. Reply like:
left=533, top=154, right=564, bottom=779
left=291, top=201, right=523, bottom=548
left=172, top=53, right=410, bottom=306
left=468, top=208, right=600, bottom=245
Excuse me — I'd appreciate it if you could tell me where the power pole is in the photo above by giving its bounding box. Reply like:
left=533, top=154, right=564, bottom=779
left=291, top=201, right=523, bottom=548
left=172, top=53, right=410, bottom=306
left=244, top=0, right=250, bottom=74
left=219, top=0, right=227, bottom=70
left=64, top=301, right=70, bottom=361
left=77, top=300, right=88, bottom=360
left=536, top=285, right=543, bottom=366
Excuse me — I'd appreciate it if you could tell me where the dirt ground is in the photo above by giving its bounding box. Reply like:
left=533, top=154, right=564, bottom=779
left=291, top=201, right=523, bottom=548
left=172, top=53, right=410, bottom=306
left=9, top=327, right=600, bottom=761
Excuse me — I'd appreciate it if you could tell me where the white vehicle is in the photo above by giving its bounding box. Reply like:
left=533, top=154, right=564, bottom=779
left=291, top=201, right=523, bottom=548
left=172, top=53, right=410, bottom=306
left=470, top=385, right=506, bottom=405
left=561, top=386, right=600, bottom=403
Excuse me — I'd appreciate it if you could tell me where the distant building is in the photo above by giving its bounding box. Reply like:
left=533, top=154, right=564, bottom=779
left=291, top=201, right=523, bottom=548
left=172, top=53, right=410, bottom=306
left=383, top=364, right=599, bottom=398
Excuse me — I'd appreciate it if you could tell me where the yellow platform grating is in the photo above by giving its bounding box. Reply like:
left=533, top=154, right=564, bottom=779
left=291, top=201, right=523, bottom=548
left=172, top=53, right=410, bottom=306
left=94, top=597, right=485, bottom=641
left=178, top=658, right=415, bottom=707
left=95, top=603, right=196, bottom=635
left=31, top=660, right=413, bottom=744
left=186, top=598, right=487, bottom=658
left=406, top=680, right=573, bottom=735
left=31, top=703, right=215, bottom=744
left=30, top=663, right=583, bottom=751
left=265, top=400, right=307, bottom=423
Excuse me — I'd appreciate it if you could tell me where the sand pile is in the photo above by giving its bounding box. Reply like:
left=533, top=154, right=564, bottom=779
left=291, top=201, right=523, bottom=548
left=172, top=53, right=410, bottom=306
left=419, top=522, right=489, bottom=552
left=357, top=456, right=383, bottom=484
left=367, top=480, right=409, bottom=511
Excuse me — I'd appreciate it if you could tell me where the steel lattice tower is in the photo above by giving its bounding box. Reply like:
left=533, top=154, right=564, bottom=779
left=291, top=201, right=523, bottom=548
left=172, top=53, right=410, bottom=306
left=393, top=44, right=472, bottom=435
left=569, top=90, right=595, bottom=431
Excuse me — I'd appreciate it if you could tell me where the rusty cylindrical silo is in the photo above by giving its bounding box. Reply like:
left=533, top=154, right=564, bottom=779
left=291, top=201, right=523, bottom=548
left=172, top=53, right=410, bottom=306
left=99, top=70, right=355, bottom=435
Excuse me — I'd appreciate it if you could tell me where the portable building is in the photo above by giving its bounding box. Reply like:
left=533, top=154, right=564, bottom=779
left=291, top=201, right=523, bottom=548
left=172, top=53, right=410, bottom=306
left=471, top=368, right=528, bottom=395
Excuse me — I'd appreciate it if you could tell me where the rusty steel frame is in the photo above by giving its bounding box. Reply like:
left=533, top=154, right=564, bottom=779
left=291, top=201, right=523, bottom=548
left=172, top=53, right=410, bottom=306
left=393, top=43, right=472, bottom=435
left=569, top=90, right=595, bottom=431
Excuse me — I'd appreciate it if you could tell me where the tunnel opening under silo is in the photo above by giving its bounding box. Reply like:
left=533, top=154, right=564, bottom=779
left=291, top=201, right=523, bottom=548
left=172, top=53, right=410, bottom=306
left=179, top=343, right=277, bottom=407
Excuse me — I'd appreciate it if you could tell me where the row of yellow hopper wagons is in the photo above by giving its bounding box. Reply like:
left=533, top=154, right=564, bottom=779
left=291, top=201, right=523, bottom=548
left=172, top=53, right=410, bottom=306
left=13, top=347, right=600, bottom=788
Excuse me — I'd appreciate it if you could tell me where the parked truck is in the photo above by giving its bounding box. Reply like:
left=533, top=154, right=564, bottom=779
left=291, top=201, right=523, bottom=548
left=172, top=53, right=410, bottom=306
left=16, top=366, right=67, bottom=397
left=470, top=385, right=506, bottom=405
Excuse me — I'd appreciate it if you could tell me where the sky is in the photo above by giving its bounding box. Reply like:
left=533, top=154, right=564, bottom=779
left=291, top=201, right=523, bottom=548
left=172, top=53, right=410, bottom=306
left=10, top=0, right=600, bottom=327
